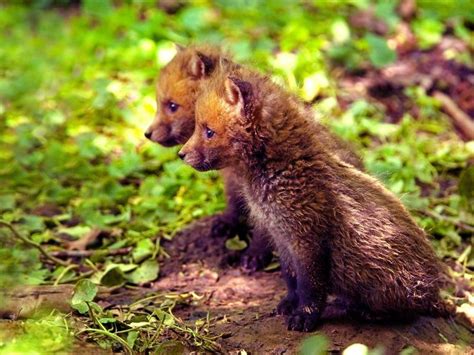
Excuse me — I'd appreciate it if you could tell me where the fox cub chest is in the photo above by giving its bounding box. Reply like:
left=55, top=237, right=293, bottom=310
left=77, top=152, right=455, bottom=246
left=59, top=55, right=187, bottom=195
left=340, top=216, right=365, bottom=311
left=242, top=181, right=294, bottom=235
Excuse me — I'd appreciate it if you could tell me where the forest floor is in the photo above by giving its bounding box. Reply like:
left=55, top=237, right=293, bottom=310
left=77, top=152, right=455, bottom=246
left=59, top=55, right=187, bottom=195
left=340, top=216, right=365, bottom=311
left=2, top=216, right=472, bottom=353
left=149, top=218, right=473, bottom=354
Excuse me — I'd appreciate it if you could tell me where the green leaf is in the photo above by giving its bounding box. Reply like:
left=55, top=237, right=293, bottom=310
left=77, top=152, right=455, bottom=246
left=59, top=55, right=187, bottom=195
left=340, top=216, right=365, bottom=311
left=400, top=346, right=418, bottom=355
left=225, top=236, right=248, bottom=251
left=365, top=34, right=396, bottom=68
left=82, top=0, right=112, bottom=17
left=0, top=315, right=72, bottom=353
left=132, top=239, right=156, bottom=263
left=154, top=309, right=175, bottom=327
left=374, top=2, right=399, bottom=30
left=0, top=194, right=15, bottom=211
left=71, top=279, right=98, bottom=314
left=126, top=331, right=139, bottom=349
left=127, top=259, right=159, bottom=284
left=58, top=225, right=92, bottom=239
left=21, top=215, right=45, bottom=233
left=108, top=149, right=143, bottom=179
left=264, top=261, right=279, bottom=271
left=299, top=334, right=329, bottom=355
left=459, top=166, right=474, bottom=202
left=178, top=6, right=213, bottom=32
left=412, top=19, right=444, bottom=49
left=100, top=265, right=126, bottom=287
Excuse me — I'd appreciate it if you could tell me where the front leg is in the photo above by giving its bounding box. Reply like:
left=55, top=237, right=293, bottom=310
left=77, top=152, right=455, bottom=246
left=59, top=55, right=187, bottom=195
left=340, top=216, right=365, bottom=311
left=276, top=257, right=298, bottom=316
left=287, top=240, right=329, bottom=332
left=210, top=171, right=247, bottom=239
left=240, top=227, right=274, bottom=272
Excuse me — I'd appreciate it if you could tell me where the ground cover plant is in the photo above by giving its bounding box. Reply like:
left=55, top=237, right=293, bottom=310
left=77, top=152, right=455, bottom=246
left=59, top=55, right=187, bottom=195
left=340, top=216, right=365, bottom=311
left=0, top=0, right=473, bottom=353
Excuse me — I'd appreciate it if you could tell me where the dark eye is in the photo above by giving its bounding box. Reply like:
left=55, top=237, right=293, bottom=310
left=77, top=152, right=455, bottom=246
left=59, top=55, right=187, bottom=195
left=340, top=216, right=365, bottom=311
left=205, top=127, right=215, bottom=139
left=167, top=101, right=179, bottom=113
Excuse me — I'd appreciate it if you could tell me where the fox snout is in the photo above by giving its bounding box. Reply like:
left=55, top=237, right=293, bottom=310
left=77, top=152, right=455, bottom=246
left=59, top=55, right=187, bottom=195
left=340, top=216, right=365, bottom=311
left=144, top=123, right=179, bottom=147
left=178, top=145, right=208, bottom=171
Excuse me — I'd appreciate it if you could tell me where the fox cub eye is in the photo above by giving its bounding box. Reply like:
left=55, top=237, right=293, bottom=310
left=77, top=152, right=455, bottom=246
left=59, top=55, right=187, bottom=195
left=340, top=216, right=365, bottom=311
left=167, top=101, right=179, bottom=113
left=205, top=127, right=215, bottom=139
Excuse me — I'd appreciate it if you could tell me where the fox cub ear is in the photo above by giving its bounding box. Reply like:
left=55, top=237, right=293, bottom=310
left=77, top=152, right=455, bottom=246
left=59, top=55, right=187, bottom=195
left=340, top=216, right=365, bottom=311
left=188, top=52, right=214, bottom=79
left=218, top=56, right=240, bottom=70
left=225, top=77, right=252, bottom=108
left=174, top=43, right=185, bottom=52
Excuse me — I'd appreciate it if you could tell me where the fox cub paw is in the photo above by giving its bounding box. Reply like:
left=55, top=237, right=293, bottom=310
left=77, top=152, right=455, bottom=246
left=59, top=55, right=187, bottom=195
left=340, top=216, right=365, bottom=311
left=209, top=214, right=237, bottom=239
left=286, top=306, right=321, bottom=332
left=276, top=293, right=298, bottom=316
left=240, top=247, right=273, bottom=272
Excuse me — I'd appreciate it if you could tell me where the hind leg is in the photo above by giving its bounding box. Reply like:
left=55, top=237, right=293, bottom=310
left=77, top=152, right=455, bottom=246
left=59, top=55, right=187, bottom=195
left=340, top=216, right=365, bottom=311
left=322, top=293, right=405, bottom=322
left=322, top=295, right=354, bottom=319
left=345, top=301, right=420, bottom=323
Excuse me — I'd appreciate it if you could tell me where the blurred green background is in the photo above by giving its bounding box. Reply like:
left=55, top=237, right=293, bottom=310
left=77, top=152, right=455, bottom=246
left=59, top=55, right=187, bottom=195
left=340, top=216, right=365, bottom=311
left=0, top=0, right=473, bottom=352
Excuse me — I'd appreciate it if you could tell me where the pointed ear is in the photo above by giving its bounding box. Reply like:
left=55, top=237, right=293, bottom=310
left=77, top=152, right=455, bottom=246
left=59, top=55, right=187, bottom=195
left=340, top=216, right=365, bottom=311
left=174, top=43, right=185, bottom=52
left=188, top=52, right=214, bottom=79
left=218, top=57, right=241, bottom=71
left=225, top=77, right=252, bottom=107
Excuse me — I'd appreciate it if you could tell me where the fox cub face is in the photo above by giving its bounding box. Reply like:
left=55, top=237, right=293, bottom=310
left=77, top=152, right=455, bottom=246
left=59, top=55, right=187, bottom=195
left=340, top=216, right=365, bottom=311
left=179, top=75, right=254, bottom=171
left=144, top=49, right=215, bottom=147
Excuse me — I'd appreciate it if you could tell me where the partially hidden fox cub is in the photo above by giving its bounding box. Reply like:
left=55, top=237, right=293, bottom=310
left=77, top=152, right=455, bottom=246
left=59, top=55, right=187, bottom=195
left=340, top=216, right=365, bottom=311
left=178, top=65, right=453, bottom=331
left=145, top=45, right=363, bottom=271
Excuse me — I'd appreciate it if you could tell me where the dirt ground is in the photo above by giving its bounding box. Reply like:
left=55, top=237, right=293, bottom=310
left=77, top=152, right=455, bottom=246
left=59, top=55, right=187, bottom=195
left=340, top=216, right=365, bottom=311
left=149, top=218, right=474, bottom=354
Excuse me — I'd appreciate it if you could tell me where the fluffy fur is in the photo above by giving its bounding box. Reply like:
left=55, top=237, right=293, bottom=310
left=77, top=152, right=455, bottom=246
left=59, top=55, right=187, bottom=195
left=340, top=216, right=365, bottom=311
left=180, top=65, right=452, bottom=331
left=146, top=45, right=363, bottom=271
left=145, top=45, right=273, bottom=270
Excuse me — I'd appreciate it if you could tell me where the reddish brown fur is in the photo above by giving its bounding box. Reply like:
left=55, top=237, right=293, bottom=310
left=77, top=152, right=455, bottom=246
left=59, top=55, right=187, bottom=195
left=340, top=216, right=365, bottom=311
left=146, top=45, right=229, bottom=146
left=180, top=65, right=452, bottom=331
left=145, top=45, right=274, bottom=269
left=146, top=45, right=363, bottom=271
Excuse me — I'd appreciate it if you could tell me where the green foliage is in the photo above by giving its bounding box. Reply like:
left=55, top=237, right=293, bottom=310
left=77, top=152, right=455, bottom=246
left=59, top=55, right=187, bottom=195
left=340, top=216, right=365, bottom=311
left=225, top=236, right=248, bottom=251
left=412, top=18, right=445, bottom=50
left=365, top=34, right=397, bottom=68
left=75, top=292, right=220, bottom=353
left=127, top=259, right=159, bottom=284
left=71, top=279, right=98, bottom=314
left=459, top=166, right=474, bottom=208
left=0, top=0, right=472, bottom=352
left=0, top=313, right=72, bottom=354
left=299, top=334, right=329, bottom=355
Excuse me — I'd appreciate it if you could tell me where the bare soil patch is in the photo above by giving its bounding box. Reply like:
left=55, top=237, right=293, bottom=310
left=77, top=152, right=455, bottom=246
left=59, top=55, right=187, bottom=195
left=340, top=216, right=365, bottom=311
left=151, top=218, right=474, bottom=354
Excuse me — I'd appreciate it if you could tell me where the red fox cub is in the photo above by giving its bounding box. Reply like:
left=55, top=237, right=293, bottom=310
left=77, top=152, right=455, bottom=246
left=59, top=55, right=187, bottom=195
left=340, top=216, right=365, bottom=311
left=145, top=45, right=363, bottom=271
left=178, top=65, right=452, bottom=331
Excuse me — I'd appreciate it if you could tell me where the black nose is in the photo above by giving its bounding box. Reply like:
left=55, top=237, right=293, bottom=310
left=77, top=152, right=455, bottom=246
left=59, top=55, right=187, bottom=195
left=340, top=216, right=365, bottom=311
left=178, top=151, right=186, bottom=160
left=144, top=131, right=152, bottom=139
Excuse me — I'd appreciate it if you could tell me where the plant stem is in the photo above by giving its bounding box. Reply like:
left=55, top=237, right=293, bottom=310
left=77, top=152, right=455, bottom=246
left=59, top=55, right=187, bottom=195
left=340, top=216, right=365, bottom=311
left=76, top=328, right=133, bottom=355
left=0, top=220, right=70, bottom=267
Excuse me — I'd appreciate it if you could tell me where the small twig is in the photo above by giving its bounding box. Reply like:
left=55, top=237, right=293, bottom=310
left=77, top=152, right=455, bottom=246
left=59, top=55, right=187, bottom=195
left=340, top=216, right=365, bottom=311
left=0, top=220, right=69, bottom=267
left=54, top=264, right=79, bottom=286
left=433, top=91, right=474, bottom=141
left=417, top=210, right=474, bottom=233
left=66, top=270, right=95, bottom=283
left=76, top=328, right=133, bottom=355
left=51, top=247, right=132, bottom=259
